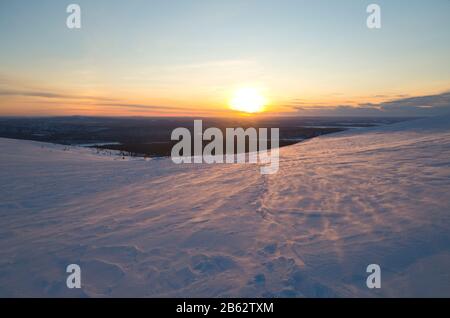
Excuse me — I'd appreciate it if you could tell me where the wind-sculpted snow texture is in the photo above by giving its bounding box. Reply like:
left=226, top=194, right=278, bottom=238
left=0, top=115, right=449, bottom=297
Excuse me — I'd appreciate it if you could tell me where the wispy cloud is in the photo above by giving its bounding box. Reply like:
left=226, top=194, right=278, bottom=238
left=0, top=89, right=77, bottom=99
left=0, top=89, right=115, bottom=101
left=0, top=86, right=234, bottom=115
left=94, top=103, right=187, bottom=111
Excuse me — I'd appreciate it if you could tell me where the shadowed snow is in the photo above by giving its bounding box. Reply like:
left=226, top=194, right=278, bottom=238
left=0, top=115, right=449, bottom=297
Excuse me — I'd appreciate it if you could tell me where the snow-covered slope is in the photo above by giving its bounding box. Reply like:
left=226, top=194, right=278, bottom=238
left=0, top=116, right=449, bottom=297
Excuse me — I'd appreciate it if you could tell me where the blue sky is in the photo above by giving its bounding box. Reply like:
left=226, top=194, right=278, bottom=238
left=0, top=0, right=449, bottom=116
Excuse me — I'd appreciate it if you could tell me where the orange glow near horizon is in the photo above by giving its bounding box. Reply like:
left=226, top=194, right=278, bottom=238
left=229, top=88, right=267, bottom=114
left=1, top=82, right=450, bottom=118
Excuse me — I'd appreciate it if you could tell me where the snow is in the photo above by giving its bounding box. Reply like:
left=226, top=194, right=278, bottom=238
left=0, top=115, right=449, bottom=297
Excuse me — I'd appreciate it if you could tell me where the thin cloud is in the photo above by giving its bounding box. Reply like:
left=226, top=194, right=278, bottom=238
left=93, top=102, right=235, bottom=115
left=0, top=89, right=77, bottom=99
left=0, top=89, right=115, bottom=101
left=0, top=87, right=234, bottom=115
left=95, top=103, right=187, bottom=111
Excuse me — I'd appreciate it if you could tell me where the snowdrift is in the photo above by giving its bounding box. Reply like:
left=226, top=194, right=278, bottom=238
left=0, top=115, right=449, bottom=297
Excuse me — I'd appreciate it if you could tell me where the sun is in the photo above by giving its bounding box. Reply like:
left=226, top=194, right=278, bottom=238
left=229, top=88, right=267, bottom=113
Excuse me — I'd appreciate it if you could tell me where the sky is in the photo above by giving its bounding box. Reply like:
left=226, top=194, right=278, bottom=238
left=0, top=0, right=449, bottom=117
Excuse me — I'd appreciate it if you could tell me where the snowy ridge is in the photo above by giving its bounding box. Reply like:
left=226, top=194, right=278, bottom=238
left=0, top=115, right=449, bottom=297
